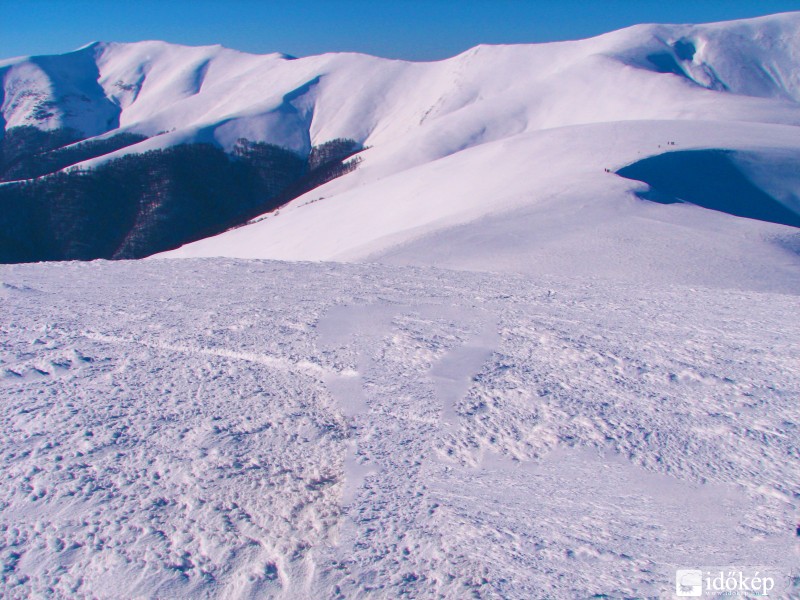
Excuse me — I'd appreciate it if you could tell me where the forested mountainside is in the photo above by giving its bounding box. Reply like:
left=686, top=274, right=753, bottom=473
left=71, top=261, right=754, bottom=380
left=0, top=131, right=361, bottom=262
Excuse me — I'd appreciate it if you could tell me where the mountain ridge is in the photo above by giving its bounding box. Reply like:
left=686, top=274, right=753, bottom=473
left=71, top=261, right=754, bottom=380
left=4, top=12, right=800, bottom=152
left=1, top=12, right=799, bottom=291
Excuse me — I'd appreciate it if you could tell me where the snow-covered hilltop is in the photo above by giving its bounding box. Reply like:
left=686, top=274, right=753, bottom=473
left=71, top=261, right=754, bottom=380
left=3, top=13, right=800, bottom=150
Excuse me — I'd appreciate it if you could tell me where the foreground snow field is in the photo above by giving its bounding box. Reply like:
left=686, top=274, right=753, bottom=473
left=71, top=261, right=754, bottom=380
left=1, top=259, right=797, bottom=598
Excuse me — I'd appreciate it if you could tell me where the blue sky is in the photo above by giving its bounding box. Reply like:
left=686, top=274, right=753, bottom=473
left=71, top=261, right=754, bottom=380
left=1, top=0, right=799, bottom=61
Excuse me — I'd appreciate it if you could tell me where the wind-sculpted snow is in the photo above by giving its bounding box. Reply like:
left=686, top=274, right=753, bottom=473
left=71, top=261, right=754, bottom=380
left=1, top=259, right=797, bottom=598
left=617, top=149, right=800, bottom=228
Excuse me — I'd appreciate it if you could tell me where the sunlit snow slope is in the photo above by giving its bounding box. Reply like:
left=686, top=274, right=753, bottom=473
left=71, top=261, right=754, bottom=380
left=2, top=13, right=800, bottom=288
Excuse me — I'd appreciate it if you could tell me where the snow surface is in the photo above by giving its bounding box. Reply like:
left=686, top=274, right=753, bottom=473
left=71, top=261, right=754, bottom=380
left=164, top=119, right=800, bottom=294
left=1, top=259, right=798, bottom=598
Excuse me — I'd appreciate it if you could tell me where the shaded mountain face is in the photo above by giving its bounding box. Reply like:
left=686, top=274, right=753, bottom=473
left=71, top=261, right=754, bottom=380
left=1, top=13, right=800, bottom=272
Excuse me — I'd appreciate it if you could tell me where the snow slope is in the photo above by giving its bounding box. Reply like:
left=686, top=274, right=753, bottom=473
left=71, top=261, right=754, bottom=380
left=3, top=14, right=800, bottom=286
left=144, top=13, right=800, bottom=290
left=1, top=259, right=797, bottom=598
left=166, top=119, right=800, bottom=293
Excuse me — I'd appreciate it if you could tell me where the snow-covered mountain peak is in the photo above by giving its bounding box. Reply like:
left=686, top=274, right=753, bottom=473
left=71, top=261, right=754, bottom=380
left=3, top=12, right=800, bottom=146
left=2, top=13, right=800, bottom=288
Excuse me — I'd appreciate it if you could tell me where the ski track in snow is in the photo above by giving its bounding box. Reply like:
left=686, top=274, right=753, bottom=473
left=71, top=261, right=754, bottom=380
left=80, top=330, right=352, bottom=378
left=0, top=259, right=798, bottom=598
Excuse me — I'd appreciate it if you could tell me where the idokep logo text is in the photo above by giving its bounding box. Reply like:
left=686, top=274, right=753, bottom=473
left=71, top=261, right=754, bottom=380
left=676, top=567, right=779, bottom=597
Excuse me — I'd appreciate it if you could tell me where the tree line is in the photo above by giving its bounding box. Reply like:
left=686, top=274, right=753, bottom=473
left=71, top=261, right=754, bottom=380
left=0, top=128, right=362, bottom=262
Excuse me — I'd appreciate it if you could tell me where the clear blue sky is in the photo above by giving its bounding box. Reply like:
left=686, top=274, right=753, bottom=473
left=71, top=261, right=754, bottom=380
left=1, top=0, right=799, bottom=61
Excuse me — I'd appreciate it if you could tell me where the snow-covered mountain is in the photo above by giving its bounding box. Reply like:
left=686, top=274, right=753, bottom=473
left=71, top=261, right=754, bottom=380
left=2, top=14, right=800, bottom=599
left=3, top=13, right=800, bottom=152
left=1, top=12, right=800, bottom=289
